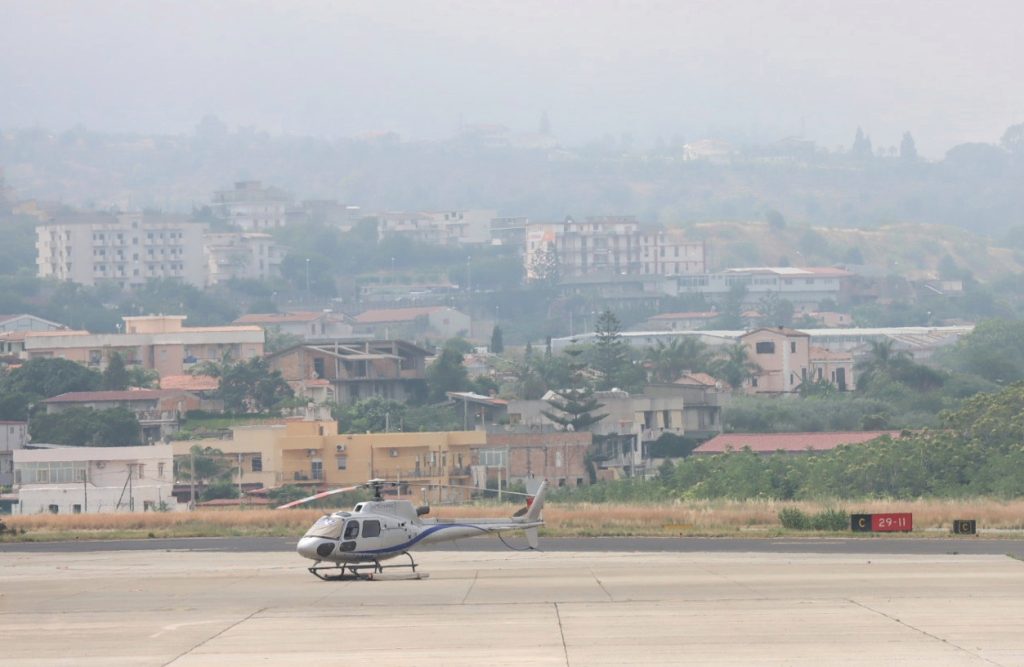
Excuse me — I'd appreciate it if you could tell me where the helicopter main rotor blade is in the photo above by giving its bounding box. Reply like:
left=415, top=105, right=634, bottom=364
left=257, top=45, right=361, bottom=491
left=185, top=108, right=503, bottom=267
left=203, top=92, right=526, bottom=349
left=275, top=484, right=363, bottom=509
left=422, top=482, right=537, bottom=499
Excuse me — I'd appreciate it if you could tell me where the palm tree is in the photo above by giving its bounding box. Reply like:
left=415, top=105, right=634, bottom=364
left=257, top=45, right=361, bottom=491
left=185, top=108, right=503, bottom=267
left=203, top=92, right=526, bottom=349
left=856, top=339, right=911, bottom=389
left=644, top=337, right=711, bottom=383
left=710, top=343, right=761, bottom=389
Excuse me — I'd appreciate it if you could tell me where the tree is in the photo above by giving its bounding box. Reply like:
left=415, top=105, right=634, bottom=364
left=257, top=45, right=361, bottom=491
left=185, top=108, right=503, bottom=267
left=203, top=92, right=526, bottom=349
left=178, top=445, right=234, bottom=497
left=1001, top=123, right=1024, bottom=155
left=490, top=325, right=504, bottom=354
left=644, top=337, right=711, bottom=383
left=710, top=343, right=761, bottom=389
left=29, top=407, right=142, bottom=446
left=126, top=366, right=160, bottom=389
left=764, top=209, right=786, bottom=230
left=541, top=345, right=607, bottom=431
left=855, top=339, right=911, bottom=390
left=758, top=292, right=795, bottom=328
left=528, top=243, right=560, bottom=286
left=710, top=283, right=747, bottom=330
left=426, top=347, right=470, bottom=403
left=2, top=357, right=102, bottom=398
left=218, top=357, right=294, bottom=412
left=591, top=309, right=639, bottom=390
left=102, top=352, right=129, bottom=391
left=851, top=127, right=873, bottom=159
left=899, top=132, right=918, bottom=161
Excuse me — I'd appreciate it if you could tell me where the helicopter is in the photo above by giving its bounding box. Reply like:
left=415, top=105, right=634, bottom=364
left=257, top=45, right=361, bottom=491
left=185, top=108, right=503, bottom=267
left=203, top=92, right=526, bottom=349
left=277, top=478, right=549, bottom=580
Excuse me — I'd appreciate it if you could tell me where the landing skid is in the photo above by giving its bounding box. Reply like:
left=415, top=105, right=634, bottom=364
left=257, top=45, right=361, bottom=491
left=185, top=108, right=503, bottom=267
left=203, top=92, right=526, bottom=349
left=308, top=552, right=427, bottom=581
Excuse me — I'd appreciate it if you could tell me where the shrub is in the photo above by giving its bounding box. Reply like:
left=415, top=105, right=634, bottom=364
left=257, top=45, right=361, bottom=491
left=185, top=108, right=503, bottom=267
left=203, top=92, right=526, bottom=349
left=810, top=508, right=849, bottom=531
left=778, top=507, right=809, bottom=530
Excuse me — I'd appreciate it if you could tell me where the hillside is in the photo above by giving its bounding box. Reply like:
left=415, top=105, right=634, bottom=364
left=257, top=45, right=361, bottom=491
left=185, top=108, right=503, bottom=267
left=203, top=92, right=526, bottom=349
left=687, top=221, right=1023, bottom=281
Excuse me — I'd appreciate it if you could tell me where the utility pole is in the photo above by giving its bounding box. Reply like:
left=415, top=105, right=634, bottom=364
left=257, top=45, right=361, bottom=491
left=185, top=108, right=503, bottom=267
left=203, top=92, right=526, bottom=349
left=237, top=452, right=243, bottom=506
left=189, top=449, right=196, bottom=509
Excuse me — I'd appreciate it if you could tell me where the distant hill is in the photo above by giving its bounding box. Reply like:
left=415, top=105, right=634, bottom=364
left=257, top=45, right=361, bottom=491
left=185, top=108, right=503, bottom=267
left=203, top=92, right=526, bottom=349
left=686, top=221, right=1024, bottom=281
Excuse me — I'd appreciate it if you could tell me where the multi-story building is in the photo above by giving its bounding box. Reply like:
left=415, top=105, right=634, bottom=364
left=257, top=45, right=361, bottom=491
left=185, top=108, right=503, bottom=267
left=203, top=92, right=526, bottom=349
left=673, top=266, right=852, bottom=312
left=268, top=340, right=429, bottom=405
left=0, top=314, right=66, bottom=333
left=374, top=209, right=497, bottom=246
left=22, top=315, right=264, bottom=378
left=0, top=421, right=28, bottom=487
left=172, top=420, right=487, bottom=503
left=13, top=444, right=182, bottom=514
left=204, top=232, right=283, bottom=285
left=525, top=217, right=705, bottom=280
left=210, top=181, right=290, bottom=231
left=740, top=326, right=855, bottom=394
left=36, top=212, right=207, bottom=288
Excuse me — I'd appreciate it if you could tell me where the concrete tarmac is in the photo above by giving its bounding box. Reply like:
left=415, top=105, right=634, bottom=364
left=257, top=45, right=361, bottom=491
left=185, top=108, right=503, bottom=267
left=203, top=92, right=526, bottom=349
left=2, top=546, right=1023, bottom=666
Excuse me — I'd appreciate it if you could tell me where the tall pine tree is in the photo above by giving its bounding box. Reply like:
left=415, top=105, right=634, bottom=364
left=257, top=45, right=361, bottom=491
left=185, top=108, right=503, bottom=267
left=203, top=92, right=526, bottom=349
left=542, top=345, right=607, bottom=431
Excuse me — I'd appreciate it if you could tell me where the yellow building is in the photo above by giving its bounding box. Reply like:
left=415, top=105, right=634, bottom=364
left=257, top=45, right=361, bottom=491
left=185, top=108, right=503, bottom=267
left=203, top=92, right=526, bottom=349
left=173, top=420, right=486, bottom=502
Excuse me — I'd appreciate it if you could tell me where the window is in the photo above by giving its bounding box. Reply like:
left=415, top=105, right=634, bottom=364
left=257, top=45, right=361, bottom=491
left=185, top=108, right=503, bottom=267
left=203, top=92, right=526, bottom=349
left=362, top=520, right=381, bottom=538
left=158, top=462, right=165, bottom=478
left=479, top=449, right=506, bottom=467
left=751, top=377, right=758, bottom=387
left=48, top=504, right=59, bottom=514
left=791, top=342, right=797, bottom=353
left=73, top=504, right=82, bottom=514
left=313, top=358, right=325, bottom=378
left=343, top=521, right=360, bottom=539
left=251, top=455, right=262, bottom=472
left=336, top=455, right=347, bottom=470
left=755, top=341, right=775, bottom=354
left=311, top=461, right=323, bottom=480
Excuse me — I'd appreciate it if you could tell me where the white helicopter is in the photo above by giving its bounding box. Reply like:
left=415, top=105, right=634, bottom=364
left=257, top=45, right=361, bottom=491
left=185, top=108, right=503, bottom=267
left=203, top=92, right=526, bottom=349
left=277, top=478, right=549, bottom=580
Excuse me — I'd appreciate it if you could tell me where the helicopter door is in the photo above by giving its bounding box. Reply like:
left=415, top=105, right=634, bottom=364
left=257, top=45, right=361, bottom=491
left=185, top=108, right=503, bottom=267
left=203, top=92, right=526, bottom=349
left=357, top=519, right=383, bottom=552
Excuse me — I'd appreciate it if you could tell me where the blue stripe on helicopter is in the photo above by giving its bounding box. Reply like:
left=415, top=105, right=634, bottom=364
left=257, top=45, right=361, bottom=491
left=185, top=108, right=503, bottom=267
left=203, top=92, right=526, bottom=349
left=352, top=523, right=491, bottom=555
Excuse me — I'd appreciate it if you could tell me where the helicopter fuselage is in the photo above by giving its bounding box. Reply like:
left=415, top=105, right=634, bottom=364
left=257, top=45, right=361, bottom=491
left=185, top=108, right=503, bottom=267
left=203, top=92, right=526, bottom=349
left=296, top=498, right=541, bottom=564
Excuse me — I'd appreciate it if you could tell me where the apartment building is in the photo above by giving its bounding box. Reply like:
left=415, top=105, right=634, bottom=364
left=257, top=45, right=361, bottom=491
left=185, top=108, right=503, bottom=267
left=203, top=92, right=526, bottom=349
left=673, top=267, right=852, bottom=312
left=374, top=209, right=497, bottom=246
left=22, top=315, right=264, bottom=378
left=173, top=421, right=487, bottom=503
left=210, top=181, right=290, bottom=231
left=41, top=389, right=206, bottom=442
left=204, top=232, right=284, bottom=285
left=525, top=217, right=705, bottom=279
left=36, top=212, right=207, bottom=287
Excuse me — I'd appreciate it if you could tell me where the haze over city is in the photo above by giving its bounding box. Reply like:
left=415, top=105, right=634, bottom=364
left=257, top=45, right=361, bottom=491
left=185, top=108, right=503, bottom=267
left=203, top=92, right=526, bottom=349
left=3, top=0, right=1023, bottom=155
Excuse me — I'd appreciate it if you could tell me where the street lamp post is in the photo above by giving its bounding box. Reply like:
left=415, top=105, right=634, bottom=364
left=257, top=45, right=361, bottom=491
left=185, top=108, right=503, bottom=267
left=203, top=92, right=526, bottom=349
left=304, top=258, right=310, bottom=296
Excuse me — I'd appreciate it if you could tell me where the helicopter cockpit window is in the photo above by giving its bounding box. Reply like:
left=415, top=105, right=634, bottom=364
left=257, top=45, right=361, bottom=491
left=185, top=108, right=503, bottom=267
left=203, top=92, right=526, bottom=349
left=343, top=520, right=360, bottom=540
left=362, top=520, right=381, bottom=538
left=303, top=515, right=344, bottom=540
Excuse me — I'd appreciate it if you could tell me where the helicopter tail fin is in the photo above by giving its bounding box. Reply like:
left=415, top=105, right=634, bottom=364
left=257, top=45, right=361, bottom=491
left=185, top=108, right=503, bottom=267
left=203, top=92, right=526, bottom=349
left=523, top=479, right=548, bottom=523
left=524, top=526, right=539, bottom=549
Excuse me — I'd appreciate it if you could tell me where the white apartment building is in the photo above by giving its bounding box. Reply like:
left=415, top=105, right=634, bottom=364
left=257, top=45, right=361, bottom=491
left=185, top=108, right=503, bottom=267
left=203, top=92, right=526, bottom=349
left=210, top=181, right=291, bottom=231
left=204, top=232, right=284, bottom=286
left=36, top=212, right=207, bottom=288
left=525, top=217, right=705, bottom=279
left=376, top=209, right=497, bottom=246
left=13, top=444, right=183, bottom=514
left=673, top=266, right=851, bottom=311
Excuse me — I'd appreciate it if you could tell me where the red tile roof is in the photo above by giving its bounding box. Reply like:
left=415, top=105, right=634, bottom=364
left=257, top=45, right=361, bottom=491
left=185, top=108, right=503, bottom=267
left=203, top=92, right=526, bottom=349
left=355, top=307, right=446, bottom=324
left=694, top=431, right=902, bottom=454
left=234, top=312, right=324, bottom=324
left=160, top=375, right=220, bottom=391
left=42, top=389, right=193, bottom=403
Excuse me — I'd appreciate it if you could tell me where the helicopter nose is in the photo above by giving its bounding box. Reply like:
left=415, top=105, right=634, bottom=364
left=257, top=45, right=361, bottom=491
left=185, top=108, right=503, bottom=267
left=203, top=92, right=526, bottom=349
left=297, top=537, right=334, bottom=560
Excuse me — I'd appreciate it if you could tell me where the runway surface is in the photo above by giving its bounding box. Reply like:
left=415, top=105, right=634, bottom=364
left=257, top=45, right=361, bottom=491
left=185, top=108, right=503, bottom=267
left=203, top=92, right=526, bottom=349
left=3, top=538, right=1024, bottom=666
left=2, top=534, right=1024, bottom=556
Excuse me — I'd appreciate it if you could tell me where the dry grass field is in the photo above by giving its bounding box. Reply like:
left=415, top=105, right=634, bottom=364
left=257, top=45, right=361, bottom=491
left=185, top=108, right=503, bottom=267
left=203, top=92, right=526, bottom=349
left=3, top=497, right=1024, bottom=541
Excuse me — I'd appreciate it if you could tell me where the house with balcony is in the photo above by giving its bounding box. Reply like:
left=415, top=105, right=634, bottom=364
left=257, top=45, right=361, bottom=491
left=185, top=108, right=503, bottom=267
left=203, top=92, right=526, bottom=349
left=267, top=340, right=429, bottom=405
left=740, top=327, right=855, bottom=394
left=40, top=389, right=208, bottom=442
left=172, top=421, right=486, bottom=503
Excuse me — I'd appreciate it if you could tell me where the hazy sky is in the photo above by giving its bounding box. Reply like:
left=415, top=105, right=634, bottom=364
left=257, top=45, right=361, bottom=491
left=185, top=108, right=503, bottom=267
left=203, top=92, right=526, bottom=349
left=2, top=0, right=1022, bottom=156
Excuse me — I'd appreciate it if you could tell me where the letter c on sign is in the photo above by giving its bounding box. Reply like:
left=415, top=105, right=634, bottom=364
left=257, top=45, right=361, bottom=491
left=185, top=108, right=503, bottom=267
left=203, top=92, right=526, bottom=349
left=858, top=517, right=867, bottom=528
